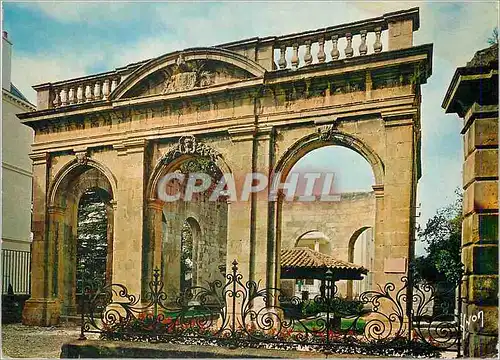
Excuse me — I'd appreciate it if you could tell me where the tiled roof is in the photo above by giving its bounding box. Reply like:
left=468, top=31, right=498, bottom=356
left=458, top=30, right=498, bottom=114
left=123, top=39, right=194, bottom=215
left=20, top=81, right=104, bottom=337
left=281, top=247, right=368, bottom=274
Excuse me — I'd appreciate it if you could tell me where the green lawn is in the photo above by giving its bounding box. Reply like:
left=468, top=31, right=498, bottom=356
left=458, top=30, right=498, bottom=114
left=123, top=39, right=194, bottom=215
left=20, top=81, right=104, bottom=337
left=293, top=317, right=366, bottom=332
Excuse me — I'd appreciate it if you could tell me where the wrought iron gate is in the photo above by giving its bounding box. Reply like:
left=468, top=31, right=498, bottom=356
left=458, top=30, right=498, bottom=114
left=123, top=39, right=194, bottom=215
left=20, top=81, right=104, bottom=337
left=79, top=260, right=462, bottom=357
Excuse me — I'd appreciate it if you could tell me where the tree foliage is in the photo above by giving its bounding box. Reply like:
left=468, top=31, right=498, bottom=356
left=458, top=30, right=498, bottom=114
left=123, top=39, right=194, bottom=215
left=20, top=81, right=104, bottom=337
left=180, top=221, right=193, bottom=292
left=412, top=189, right=464, bottom=285
left=488, top=27, right=499, bottom=45
left=76, top=189, right=109, bottom=292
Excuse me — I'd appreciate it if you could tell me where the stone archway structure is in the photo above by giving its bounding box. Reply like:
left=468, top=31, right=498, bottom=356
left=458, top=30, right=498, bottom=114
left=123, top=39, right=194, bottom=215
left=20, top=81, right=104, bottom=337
left=19, top=8, right=432, bottom=325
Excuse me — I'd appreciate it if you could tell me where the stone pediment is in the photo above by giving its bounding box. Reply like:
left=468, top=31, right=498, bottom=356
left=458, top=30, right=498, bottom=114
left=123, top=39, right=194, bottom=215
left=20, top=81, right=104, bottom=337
left=114, top=48, right=266, bottom=100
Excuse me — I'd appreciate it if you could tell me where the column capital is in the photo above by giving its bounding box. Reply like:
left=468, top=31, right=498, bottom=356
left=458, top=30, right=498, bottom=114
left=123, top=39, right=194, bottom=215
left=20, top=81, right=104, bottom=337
left=29, top=152, right=49, bottom=165
left=382, top=109, right=417, bottom=127
left=228, top=125, right=256, bottom=142
left=113, top=139, right=147, bottom=156
left=255, top=125, right=274, bottom=141
left=372, top=184, right=384, bottom=197
left=147, top=198, right=164, bottom=211
left=48, top=205, right=65, bottom=215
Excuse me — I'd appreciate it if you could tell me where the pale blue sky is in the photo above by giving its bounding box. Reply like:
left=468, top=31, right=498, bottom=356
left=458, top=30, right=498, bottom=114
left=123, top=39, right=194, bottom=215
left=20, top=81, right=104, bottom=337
left=3, top=1, right=498, bottom=254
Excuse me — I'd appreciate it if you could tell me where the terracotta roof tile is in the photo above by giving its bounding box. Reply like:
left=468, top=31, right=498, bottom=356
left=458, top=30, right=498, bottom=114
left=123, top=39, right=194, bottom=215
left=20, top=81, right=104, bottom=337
left=281, top=247, right=368, bottom=274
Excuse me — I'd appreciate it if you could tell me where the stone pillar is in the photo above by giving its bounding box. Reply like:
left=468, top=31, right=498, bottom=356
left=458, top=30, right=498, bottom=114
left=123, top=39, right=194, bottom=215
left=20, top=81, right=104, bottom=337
left=460, top=113, right=498, bottom=355
left=112, top=140, right=146, bottom=298
left=106, top=200, right=117, bottom=286
left=254, top=126, right=277, bottom=292
left=442, top=47, right=498, bottom=356
left=48, top=205, right=72, bottom=315
left=226, top=126, right=256, bottom=282
left=376, top=120, right=415, bottom=288
left=23, top=153, right=61, bottom=326
left=143, top=199, right=164, bottom=297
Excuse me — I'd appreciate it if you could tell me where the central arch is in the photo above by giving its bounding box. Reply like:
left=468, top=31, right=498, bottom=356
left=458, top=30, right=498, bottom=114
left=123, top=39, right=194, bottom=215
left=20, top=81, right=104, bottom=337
left=273, top=130, right=384, bottom=186
left=273, top=129, right=382, bottom=296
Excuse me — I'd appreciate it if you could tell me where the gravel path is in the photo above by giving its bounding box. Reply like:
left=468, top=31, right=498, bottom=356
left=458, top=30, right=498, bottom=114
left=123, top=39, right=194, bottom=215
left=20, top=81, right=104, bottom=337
left=1, top=323, right=83, bottom=358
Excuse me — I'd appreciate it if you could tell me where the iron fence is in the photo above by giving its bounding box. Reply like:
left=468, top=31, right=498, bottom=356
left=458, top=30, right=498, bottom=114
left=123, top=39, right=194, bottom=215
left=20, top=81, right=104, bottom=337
left=79, top=260, right=462, bottom=357
left=2, top=249, right=31, bottom=295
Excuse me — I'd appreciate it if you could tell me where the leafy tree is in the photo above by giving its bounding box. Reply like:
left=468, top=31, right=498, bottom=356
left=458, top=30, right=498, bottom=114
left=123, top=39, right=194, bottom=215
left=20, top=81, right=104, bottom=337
left=76, top=189, right=109, bottom=293
left=412, top=189, right=464, bottom=285
left=180, top=221, right=193, bottom=292
left=488, top=27, right=499, bottom=45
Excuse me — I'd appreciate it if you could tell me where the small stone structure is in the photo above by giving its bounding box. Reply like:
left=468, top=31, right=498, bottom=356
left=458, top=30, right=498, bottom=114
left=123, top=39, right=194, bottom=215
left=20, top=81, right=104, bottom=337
left=18, top=8, right=432, bottom=325
left=442, top=43, right=498, bottom=357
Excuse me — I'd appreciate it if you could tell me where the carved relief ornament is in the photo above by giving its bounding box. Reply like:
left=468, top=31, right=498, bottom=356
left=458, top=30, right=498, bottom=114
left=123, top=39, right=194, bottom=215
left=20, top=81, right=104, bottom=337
left=161, top=135, right=221, bottom=165
left=162, top=53, right=214, bottom=94
left=75, top=152, right=89, bottom=165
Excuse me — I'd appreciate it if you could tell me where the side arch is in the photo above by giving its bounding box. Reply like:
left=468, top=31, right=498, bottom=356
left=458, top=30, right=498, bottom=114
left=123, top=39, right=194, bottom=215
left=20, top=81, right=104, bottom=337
left=273, top=130, right=385, bottom=186
left=346, top=226, right=374, bottom=299
left=348, top=226, right=372, bottom=263
left=111, top=47, right=267, bottom=100
left=48, top=157, right=118, bottom=207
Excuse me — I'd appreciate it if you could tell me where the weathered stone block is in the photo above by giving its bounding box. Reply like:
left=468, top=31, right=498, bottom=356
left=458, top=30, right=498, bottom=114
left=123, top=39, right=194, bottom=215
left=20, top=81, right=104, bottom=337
left=22, top=298, right=61, bottom=326
left=388, top=19, right=414, bottom=50
left=462, top=213, right=499, bottom=245
left=465, top=332, right=499, bottom=358
left=463, top=244, right=499, bottom=275
left=467, top=275, right=499, bottom=305
left=465, top=304, right=499, bottom=335
left=463, top=180, right=498, bottom=215
left=463, top=148, right=499, bottom=186
left=474, top=117, right=499, bottom=148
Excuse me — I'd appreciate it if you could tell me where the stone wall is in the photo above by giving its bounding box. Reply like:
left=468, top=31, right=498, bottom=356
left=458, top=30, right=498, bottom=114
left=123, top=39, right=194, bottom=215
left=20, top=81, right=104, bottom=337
left=281, top=192, right=375, bottom=259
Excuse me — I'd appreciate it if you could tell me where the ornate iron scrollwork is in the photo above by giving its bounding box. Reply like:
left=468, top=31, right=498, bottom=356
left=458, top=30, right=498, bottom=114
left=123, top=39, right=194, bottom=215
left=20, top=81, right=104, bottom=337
left=79, top=259, right=461, bottom=357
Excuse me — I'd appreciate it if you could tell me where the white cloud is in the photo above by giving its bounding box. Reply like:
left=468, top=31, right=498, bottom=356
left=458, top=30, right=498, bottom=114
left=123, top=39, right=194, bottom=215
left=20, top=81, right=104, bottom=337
left=11, top=51, right=96, bottom=104
left=14, top=1, right=136, bottom=24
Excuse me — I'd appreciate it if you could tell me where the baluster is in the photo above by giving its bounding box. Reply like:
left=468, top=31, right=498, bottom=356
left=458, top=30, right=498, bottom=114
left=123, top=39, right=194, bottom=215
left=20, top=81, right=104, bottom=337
left=331, top=35, right=340, bottom=60
left=60, top=89, right=68, bottom=106
left=304, top=40, right=313, bottom=66
left=317, top=38, right=326, bottom=63
left=76, top=85, right=84, bottom=103
left=359, top=30, right=368, bottom=55
left=102, top=79, right=110, bottom=99
left=94, top=82, right=101, bottom=101
left=68, top=87, right=75, bottom=104
left=110, top=78, right=118, bottom=93
left=85, top=84, right=92, bottom=102
left=373, top=27, right=382, bottom=53
left=291, top=43, right=299, bottom=70
left=278, top=46, right=287, bottom=69
left=52, top=90, right=60, bottom=107
left=345, top=33, right=353, bottom=58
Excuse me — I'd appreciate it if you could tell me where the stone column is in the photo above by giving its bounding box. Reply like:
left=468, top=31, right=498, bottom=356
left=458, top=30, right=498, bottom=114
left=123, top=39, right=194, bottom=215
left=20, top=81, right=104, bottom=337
left=48, top=205, right=71, bottom=315
left=143, top=199, right=164, bottom=297
left=442, top=49, right=498, bottom=356
left=376, top=120, right=415, bottom=289
left=23, top=153, right=61, bottom=326
left=112, top=140, right=146, bottom=298
left=106, top=200, right=117, bottom=286
left=254, top=126, right=277, bottom=292
left=460, top=110, right=498, bottom=356
left=226, top=126, right=256, bottom=282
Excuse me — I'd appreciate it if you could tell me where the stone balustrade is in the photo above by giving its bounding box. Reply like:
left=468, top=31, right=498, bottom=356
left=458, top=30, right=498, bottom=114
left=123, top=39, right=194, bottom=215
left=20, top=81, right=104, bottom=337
left=273, top=28, right=383, bottom=70
left=51, top=76, right=121, bottom=108
left=270, top=8, right=418, bottom=70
